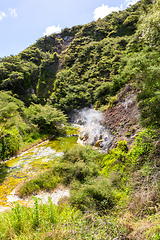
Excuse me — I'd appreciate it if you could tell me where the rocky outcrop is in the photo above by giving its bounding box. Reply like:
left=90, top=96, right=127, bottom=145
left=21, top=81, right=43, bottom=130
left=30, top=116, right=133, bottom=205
left=104, top=84, right=141, bottom=149
left=57, top=35, right=74, bottom=70
left=74, top=84, right=140, bottom=152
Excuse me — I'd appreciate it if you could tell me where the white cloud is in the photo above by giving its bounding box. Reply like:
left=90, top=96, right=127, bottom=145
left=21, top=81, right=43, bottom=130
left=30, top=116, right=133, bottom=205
left=125, top=0, right=140, bottom=7
left=0, top=11, right=6, bottom=21
left=43, top=25, right=61, bottom=36
left=93, top=4, right=121, bottom=21
left=9, top=8, right=18, bottom=18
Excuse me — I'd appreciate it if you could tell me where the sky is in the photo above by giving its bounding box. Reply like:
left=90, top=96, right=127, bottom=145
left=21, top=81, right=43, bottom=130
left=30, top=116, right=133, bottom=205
left=0, top=0, right=139, bottom=58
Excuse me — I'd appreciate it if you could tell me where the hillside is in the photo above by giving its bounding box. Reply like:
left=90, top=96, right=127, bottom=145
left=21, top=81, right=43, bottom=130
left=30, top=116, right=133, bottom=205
left=0, top=0, right=160, bottom=239
left=0, top=1, right=141, bottom=108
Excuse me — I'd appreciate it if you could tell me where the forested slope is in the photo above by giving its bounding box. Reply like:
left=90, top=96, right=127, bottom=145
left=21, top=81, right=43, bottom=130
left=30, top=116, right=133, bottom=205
left=0, top=1, right=143, bottom=109
left=0, top=0, right=159, bottom=121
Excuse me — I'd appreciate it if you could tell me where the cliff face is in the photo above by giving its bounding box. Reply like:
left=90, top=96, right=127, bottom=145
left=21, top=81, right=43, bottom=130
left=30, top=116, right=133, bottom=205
left=104, top=84, right=141, bottom=149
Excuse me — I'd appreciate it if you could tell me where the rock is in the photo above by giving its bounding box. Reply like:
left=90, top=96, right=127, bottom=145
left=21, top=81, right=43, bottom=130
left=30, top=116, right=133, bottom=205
left=89, top=136, right=98, bottom=146
left=95, top=140, right=102, bottom=148
left=104, top=85, right=141, bottom=150
left=79, top=132, right=89, bottom=142
left=83, top=133, right=89, bottom=141
left=99, top=134, right=103, bottom=140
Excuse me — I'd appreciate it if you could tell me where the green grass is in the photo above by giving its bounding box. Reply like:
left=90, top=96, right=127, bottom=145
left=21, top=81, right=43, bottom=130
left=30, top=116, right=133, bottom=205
left=1, top=134, right=160, bottom=239
left=0, top=198, right=125, bottom=240
left=18, top=171, right=62, bottom=197
left=18, top=145, right=118, bottom=213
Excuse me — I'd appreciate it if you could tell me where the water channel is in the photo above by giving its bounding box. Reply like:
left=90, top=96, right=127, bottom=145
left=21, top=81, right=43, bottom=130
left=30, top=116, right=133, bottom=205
left=0, top=109, right=112, bottom=212
left=0, top=127, right=78, bottom=212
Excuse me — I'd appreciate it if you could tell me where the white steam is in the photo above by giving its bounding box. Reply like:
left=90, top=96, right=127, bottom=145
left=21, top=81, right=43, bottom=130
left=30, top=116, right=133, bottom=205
left=74, top=108, right=112, bottom=151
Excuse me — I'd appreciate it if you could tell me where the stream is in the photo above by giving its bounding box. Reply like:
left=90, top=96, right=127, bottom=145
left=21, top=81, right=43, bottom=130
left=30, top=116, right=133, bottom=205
left=0, top=131, right=78, bottom=212
left=0, top=109, right=112, bottom=212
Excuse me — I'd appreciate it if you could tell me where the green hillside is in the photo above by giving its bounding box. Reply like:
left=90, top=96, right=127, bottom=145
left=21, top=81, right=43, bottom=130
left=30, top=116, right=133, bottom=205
left=0, top=1, right=142, bottom=109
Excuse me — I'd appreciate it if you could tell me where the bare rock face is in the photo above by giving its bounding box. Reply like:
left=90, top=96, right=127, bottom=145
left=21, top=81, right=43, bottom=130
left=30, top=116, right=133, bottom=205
left=75, top=84, right=140, bottom=152
left=104, top=84, right=141, bottom=149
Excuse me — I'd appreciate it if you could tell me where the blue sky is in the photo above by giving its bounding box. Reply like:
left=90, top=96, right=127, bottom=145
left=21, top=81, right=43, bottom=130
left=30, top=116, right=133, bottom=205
left=0, top=0, right=139, bottom=58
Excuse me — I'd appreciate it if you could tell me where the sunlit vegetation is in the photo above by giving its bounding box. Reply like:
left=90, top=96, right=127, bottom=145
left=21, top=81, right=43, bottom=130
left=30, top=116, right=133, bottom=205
left=0, top=0, right=142, bottom=111
left=0, top=0, right=160, bottom=239
left=0, top=91, right=66, bottom=160
left=0, top=198, right=126, bottom=240
left=1, top=130, right=160, bottom=239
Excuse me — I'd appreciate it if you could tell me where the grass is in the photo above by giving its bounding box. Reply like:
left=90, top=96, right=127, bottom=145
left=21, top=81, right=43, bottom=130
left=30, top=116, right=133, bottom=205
left=0, top=131, right=159, bottom=239
left=18, top=146, right=115, bottom=214
left=18, top=145, right=104, bottom=198
left=0, top=198, right=125, bottom=240
left=18, top=171, right=62, bottom=197
left=9, top=133, right=51, bottom=161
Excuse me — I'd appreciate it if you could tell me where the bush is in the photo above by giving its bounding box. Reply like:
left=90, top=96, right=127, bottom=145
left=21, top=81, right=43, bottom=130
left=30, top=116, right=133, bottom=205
left=94, top=82, right=113, bottom=105
left=138, top=0, right=160, bottom=48
left=26, top=103, right=67, bottom=134
left=0, top=128, right=21, bottom=160
left=101, top=140, right=128, bottom=177
left=62, top=145, right=103, bottom=164
left=19, top=171, right=61, bottom=197
left=19, top=146, right=103, bottom=197
left=128, top=129, right=156, bottom=166
left=51, top=160, right=99, bottom=185
left=0, top=91, right=31, bottom=160
left=70, top=177, right=115, bottom=212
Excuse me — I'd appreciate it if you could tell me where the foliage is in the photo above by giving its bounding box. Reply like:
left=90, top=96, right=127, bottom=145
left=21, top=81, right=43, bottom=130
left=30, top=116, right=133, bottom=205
left=19, top=146, right=103, bottom=195
left=117, top=50, right=160, bottom=128
left=126, top=129, right=160, bottom=220
left=19, top=171, right=61, bottom=197
left=128, top=129, right=156, bottom=167
left=0, top=49, right=58, bottom=104
left=0, top=0, right=143, bottom=111
left=19, top=146, right=116, bottom=212
left=101, top=140, right=128, bottom=178
left=0, top=91, right=28, bottom=159
left=70, top=177, right=115, bottom=212
left=138, top=0, right=160, bottom=48
left=0, top=91, right=67, bottom=160
left=0, top=0, right=157, bottom=117
left=17, top=128, right=160, bottom=238
left=101, top=130, right=160, bottom=211
left=25, top=103, right=67, bottom=134
left=0, top=199, right=125, bottom=240
left=94, top=82, right=113, bottom=105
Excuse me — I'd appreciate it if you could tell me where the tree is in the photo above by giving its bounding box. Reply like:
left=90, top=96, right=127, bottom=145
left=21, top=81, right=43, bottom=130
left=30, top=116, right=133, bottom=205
left=26, top=104, right=67, bottom=134
left=0, top=91, right=25, bottom=160
left=138, top=0, right=160, bottom=48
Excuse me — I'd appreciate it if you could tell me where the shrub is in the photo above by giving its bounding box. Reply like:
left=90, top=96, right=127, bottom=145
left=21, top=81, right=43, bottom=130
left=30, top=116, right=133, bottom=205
left=19, top=146, right=103, bottom=197
left=128, top=129, right=156, bottom=167
left=101, top=140, right=128, bottom=177
left=94, top=82, right=113, bottom=105
left=19, top=171, right=61, bottom=197
left=62, top=145, right=103, bottom=164
left=138, top=0, right=160, bottom=48
left=25, top=103, right=67, bottom=134
left=70, top=177, right=115, bottom=212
